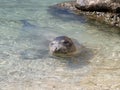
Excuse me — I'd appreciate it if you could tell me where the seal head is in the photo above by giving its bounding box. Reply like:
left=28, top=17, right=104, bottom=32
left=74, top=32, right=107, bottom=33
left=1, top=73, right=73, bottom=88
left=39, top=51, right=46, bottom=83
left=49, top=36, right=77, bottom=57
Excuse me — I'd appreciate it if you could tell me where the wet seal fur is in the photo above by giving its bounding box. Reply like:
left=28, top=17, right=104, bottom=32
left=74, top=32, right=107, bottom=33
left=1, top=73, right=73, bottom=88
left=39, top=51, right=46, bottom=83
left=49, top=36, right=83, bottom=57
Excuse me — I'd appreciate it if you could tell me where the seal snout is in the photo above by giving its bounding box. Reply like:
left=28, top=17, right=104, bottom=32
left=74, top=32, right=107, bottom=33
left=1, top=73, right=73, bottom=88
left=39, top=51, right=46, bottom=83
left=49, top=41, right=66, bottom=53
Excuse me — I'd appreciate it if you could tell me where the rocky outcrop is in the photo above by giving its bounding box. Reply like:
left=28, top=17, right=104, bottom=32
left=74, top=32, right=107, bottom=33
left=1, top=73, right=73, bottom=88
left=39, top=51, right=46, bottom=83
left=75, top=0, right=120, bottom=27
left=76, top=0, right=120, bottom=13
left=49, top=0, right=120, bottom=28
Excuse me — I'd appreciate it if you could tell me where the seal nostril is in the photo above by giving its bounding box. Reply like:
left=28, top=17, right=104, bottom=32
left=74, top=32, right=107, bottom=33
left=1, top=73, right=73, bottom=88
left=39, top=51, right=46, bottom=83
left=54, top=48, right=61, bottom=52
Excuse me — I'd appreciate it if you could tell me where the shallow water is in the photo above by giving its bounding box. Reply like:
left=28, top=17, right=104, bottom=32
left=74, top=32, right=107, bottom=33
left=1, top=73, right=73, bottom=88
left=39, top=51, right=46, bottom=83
left=0, top=0, right=120, bottom=90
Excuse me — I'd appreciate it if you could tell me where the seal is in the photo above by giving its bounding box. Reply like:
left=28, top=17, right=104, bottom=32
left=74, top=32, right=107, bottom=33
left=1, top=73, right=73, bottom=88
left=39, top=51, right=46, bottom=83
left=49, top=36, right=83, bottom=57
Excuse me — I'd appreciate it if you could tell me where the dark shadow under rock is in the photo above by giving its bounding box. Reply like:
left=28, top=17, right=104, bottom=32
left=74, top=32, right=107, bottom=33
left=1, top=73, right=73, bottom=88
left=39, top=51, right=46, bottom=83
left=47, top=5, right=86, bottom=23
left=75, top=3, right=111, bottom=12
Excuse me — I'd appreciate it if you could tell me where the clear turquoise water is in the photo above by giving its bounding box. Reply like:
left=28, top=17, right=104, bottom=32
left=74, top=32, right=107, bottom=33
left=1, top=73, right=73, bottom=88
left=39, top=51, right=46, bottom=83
left=0, top=0, right=120, bottom=89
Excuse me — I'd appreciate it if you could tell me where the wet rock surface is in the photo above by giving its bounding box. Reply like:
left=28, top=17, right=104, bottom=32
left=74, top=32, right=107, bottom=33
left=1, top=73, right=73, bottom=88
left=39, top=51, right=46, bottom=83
left=76, top=0, right=120, bottom=13
left=51, top=0, right=120, bottom=28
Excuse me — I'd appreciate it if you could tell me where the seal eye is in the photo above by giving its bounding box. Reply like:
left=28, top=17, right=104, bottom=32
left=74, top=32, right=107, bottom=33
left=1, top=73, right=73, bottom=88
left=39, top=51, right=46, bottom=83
left=63, top=41, right=70, bottom=46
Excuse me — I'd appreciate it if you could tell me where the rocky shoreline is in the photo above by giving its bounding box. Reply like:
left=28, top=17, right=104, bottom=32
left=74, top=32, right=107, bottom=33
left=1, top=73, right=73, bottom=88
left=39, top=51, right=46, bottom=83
left=50, top=0, right=120, bottom=28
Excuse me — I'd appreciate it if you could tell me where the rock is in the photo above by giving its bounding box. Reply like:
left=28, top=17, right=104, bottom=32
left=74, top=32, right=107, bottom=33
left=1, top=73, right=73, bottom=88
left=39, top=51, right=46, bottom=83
left=75, top=0, right=120, bottom=27
left=76, top=0, right=110, bottom=6
left=49, top=1, right=120, bottom=28
left=76, top=0, right=120, bottom=13
left=52, top=1, right=78, bottom=11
